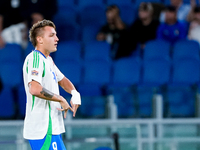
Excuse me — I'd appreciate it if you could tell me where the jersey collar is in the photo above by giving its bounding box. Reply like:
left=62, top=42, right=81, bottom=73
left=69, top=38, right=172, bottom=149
left=34, top=50, right=46, bottom=59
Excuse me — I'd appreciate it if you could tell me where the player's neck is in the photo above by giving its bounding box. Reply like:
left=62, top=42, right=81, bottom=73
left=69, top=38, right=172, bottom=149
left=35, top=46, right=50, bottom=58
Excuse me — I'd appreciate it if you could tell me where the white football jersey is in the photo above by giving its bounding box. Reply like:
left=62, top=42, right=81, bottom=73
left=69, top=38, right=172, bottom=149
left=23, top=50, right=65, bottom=140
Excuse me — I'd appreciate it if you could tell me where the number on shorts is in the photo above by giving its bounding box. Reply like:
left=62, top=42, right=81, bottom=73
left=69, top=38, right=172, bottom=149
left=52, top=142, right=57, bottom=150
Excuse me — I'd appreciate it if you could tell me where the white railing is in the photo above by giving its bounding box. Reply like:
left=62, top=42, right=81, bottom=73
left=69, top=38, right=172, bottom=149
left=0, top=94, right=200, bottom=150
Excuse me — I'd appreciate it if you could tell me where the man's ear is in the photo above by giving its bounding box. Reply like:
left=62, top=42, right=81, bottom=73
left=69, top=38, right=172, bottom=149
left=37, top=36, right=43, bottom=44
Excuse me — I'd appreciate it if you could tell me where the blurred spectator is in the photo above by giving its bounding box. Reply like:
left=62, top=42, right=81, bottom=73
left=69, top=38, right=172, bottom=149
left=188, top=6, right=200, bottom=44
left=187, top=0, right=200, bottom=21
left=187, top=0, right=195, bottom=21
left=157, top=6, right=187, bottom=44
left=20, top=0, right=58, bottom=28
left=0, top=0, right=27, bottom=49
left=152, top=3, right=166, bottom=20
left=96, top=5, right=126, bottom=58
left=160, top=0, right=191, bottom=22
left=115, top=2, right=160, bottom=59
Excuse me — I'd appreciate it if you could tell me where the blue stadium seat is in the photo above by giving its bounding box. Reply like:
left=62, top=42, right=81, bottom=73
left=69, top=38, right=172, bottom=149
left=83, top=60, right=111, bottom=85
left=173, top=40, right=200, bottom=60
left=77, top=60, right=111, bottom=117
left=80, top=96, right=106, bottom=118
left=137, top=58, right=170, bottom=117
left=55, top=6, right=77, bottom=25
left=165, top=56, right=199, bottom=117
left=142, top=58, right=171, bottom=86
left=135, top=0, right=162, bottom=7
left=56, top=61, right=82, bottom=86
left=0, top=86, right=15, bottom=118
left=17, top=84, right=26, bottom=118
left=54, top=41, right=81, bottom=63
left=169, top=103, right=195, bottom=117
left=110, top=87, right=136, bottom=118
left=164, top=86, right=195, bottom=117
left=81, top=25, right=101, bottom=44
left=143, top=40, right=171, bottom=60
left=24, top=42, right=34, bottom=58
left=163, top=0, right=171, bottom=5
left=118, top=5, right=136, bottom=25
left=55, top=22, right=80, bottom=42
left=112, top=57, right=141, bottom=86
left=108, top=57, right=141, bottom=118
left=0, top=44, right=22, bottom=63
left=57, top=0, right=75, bottom=7
left=79, top=5, right=106, bottom=26
left=172, top=58, right=200, bottom=85
left=84, top=41, right=111, bottom=61
left=77, top=0, right=104, bottom=7
left=77, top=84, right=106, bottom=118
left=53, top=13, right=80, bottom=41
left=107, top=0, right=132, bottom=5
left=0, top=62, right=22, bottom=88
left=136, top=86, right=155, bottom=117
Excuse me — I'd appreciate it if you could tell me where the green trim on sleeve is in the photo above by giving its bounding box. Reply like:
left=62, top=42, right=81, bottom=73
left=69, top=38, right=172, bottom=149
left=35, top=52, right=38, bottom=68
left=26, top=60, right=29, bottom=74
left=33, top=52, right=35, bottom=68
left=37, top=52, right=40, bottom=68
left=42, top=61, right=45, bottom=77
left=31, top=95, right=35, bottom=111
left=40, top=102, right=52, bottom=150
left=33, top=51, right=40, bottom=69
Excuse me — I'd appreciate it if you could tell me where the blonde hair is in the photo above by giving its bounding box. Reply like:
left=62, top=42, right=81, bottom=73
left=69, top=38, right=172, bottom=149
left=139, top=2, right=153, bottom=13
left=29, top=19, right=56, bottom=47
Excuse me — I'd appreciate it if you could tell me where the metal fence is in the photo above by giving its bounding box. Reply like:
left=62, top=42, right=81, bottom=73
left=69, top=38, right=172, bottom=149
left=0, top=94, right=200, bottom=150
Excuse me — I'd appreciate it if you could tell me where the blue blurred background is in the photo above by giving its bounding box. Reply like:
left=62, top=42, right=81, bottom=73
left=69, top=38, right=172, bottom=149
left=1, top=0, right=200, bottom=150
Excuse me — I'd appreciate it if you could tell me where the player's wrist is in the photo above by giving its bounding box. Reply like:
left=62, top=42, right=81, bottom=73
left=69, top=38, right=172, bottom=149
left=55, top=94, right=64, bottom=103
left=71, top=90, right=81, bottom=105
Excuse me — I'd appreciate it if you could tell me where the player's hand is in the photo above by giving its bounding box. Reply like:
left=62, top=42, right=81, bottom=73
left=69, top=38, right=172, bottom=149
left=70, top=100, right=80, bottom=117
left=57, top=96, right=74, bottom=118
left=71, top=90, right=81, bottom=117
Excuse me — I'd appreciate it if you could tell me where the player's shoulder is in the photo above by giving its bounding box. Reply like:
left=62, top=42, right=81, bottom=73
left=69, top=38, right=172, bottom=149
left=24, top=50, right=46, bottom=65
left=28, top=50, right=47, bottom=60
left=24, top=51, right=34, bottom=61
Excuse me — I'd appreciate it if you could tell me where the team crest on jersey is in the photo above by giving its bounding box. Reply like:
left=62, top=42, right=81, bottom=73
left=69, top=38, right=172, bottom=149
left=32, top=70, right=38, bottom=76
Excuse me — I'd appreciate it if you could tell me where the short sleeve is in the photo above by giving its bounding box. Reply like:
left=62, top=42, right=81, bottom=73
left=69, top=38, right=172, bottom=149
left=27, top=52, right=43, bottom=84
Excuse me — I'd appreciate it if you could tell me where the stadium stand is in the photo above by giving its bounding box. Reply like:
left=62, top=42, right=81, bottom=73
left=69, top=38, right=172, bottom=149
left=84, top=41, right=111, bottom=61
left=54, top=41, right=82, bottom=62
left=78, top=5, right=106, bottom=27
left=143, top=39, right=171, bottom=60
left=0, top=86, right=15, bottom=118
left=81, top=25, right=101, bottom=44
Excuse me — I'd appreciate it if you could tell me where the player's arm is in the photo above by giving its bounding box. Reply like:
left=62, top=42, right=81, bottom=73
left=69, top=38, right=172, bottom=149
left=58, top=77, right=75, bottom=93
left=29, top=80, right=73, bottom=118
left=58, top=77, right=81, bottom=117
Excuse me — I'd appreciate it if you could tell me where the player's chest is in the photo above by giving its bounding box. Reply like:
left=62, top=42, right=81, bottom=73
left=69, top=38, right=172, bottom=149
left=44, top=61, right=58, bottom=83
